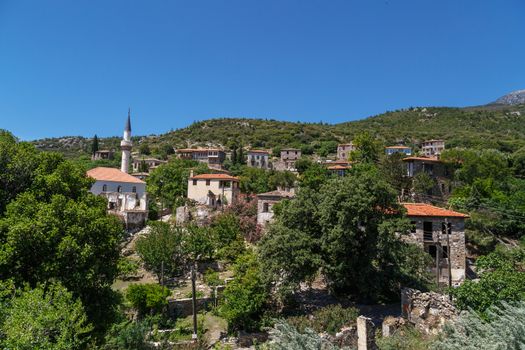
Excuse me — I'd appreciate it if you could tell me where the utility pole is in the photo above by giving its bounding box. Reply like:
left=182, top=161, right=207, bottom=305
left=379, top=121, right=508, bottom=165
left=191, top=262, right=198, bottom=340
left=436, top=226, right=441, bottom=288
left=445, top=218, right=453, bottom=300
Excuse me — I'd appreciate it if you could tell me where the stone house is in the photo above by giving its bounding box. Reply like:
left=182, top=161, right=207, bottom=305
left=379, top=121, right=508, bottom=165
left=187, top=171, right=240, bottom=208
left=273, top=148, right=301, bottom=171
left=337, top=143, right=355, bottom=161
left=176, top=148, right=226, bottom=170
left=247, top=150, right=271, bottom=169
left=421, top=140, right=445, bottom=157
left=91, top=150, right=114, bottom=161
left=385, top=145, right=412, bottom=156
left=256, top=189, right=295, bottom=228
left=87, top=166, right=148, bottom=231
left=402, top=203, right=468, bottom=285
left=403, top=156, right=452, bottom=198
left=131, top=157, right=167, bottom=173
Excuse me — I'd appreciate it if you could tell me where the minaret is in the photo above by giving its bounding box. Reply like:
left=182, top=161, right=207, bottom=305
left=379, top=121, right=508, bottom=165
left=120, top=109, right=132, bottom=173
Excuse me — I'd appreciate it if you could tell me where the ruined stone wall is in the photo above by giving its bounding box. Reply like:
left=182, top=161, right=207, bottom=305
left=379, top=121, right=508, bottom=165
left=401, top=288, right=458, bottom=335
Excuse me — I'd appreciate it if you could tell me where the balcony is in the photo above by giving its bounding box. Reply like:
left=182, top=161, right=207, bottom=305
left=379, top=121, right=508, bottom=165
left=423, top=231, right=433, bottom=241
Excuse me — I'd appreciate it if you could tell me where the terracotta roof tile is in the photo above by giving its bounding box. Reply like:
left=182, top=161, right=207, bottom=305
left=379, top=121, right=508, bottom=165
left=402, top=203, right=469, bottom=218
left=257, top=190, right=294, bottom=198
left=402, top=156, right=442, bottom=163
left=191, top=173, right=239, bottom=181
left=385, top=145, right=411, bottom=149
left=87, top=167, right=145, bottom=184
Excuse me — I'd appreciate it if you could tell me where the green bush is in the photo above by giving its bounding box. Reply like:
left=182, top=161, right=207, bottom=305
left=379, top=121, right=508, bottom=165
left=117, top=257, right=140, bottom=280
left=204, top=268, right=224, bottom=287
left=287, top=304, right=359, bottom=335
left=376, top=325, right=432, bottom=350
left=126, top=284, right=170, bottom=317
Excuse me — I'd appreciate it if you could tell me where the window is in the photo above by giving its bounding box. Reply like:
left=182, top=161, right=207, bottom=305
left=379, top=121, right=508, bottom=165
left=263, top=202, right=269, bottom=213
left=117, top=185, right=122, bottom=193
left=441, top=222, right=452, bottom=235
left=193, top=179, right=197, bottom=186
left=206, top=179, right=210, bottom=186
left=442, top=246, right=449, bottom=259
left=102, top=184, right=107, bottom=192
left=423, top=221, right=433, bottom=241
left=132, top=186, right=136, bottom=193
left=427, top=245, right=437, bottom=258
left=222, top=181, right=231, bottom=188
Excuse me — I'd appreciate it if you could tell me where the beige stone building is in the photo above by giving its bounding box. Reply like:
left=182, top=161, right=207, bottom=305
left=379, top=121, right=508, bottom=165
left=187, top=172, right=240, bottom=208
left=337, top=143, right=355, bottom=160
left=92, top=150, right=114, bottom=161
left=273, top=148, right=301, bottom=171
left=421, top=140, right=445, bottom=157
left=403, top=156, right=452, bottom=198
left=176, top=148, right=226, bottom=170
left=256, top=189, right=295, bottom=228
left=247, top=150, right=271, bottom=169
left=132, top=157, right=167, bottom=173
left=402, top=203, right=468, bottom=286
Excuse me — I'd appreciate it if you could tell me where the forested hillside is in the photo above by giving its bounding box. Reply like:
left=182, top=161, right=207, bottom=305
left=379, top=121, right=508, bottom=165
left=33, top=104, right=525, bottom=158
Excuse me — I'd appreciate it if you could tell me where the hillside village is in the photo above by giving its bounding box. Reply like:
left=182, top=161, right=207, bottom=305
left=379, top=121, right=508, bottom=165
left=15, top=103, right=516, bottom=349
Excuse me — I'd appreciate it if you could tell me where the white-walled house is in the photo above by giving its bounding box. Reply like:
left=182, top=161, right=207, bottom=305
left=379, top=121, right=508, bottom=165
left=187, top=172, right=240, bottom=207
left=87, top=166, right=148, bottom=230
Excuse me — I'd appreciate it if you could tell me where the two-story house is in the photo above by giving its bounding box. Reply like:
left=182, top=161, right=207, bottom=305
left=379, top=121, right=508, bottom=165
left=403, top=156, right=452, bottom=198
left=421, top=140, right=445, bottom=157
left=187, top=171, right=240, bottom=208
left=132, top=157, right=167, bottom=173
left=256, top=189, right=295, bottom=228
left=247, top=150, right=271, bottom=169
left=176, top=148, right=226, bottom=170
left=274, top=148, right=302, bottom=171
left=403, top=203, right=468, bottom=286
left=87, top=167, right=148, bottom=230
left=92, top=150, right=114, bottom=161
left=337, top=143, right=355, bottom=161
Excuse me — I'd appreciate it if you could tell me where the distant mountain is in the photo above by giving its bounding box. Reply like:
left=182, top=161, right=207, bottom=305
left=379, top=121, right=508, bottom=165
left=492, top=89, right=525, bottom=105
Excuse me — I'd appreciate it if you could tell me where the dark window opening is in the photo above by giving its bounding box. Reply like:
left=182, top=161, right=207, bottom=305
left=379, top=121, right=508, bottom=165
left=441, top=222, right=452, bottom=235
left=410, top=221, right=417, bottom=234
left=423, top=221, right=433, bottom=241
left=263, top=202, right=269, bottom=213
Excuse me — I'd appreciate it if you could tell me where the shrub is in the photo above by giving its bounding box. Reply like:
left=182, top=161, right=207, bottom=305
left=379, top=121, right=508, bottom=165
left=204, top=268, right=224, bottom=287
left=117, top=257, right=140, bottom=280
left=287, top=304, right=358, bottom=335
left=126, top=284, right=170, bottom=317
left=376, top=325, right=431, bottom=350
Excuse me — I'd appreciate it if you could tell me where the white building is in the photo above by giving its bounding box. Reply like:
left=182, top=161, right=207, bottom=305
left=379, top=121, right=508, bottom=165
left=187, top=172, right=240, bottom=208
left=87, top=112, right=148, bottom=231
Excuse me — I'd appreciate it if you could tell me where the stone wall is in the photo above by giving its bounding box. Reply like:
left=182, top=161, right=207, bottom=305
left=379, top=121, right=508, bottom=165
left=401, top=288, right=458, bottom=335
left=167, top=297, right=214, bottom=318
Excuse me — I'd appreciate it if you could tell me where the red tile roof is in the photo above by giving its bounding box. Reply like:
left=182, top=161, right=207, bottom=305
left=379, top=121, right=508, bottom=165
left=402, top=203, right=469, bottom=218
left=257, top=190, right=294, bottom=198
left=191, top=173, right=239, bottom=181
left=402, top=156, right=442, bottom=163
left=87, top=167, right=145, bottom=184
left=248, top=150, right=270, bottom=154
left=176, top=148, right=223, bottom=153
left=386, top=145, right=411, bottom=149
left=328, top=165, right=350, bottom=170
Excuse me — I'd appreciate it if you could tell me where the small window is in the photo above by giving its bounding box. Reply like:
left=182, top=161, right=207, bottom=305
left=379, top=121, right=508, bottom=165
left=132, top=186, right=136, bottom=193
left=263, top=202, right=269, bottom=213
left=442, top=246, right=449, bottom=259
left=427, top=245, right=437, bottom=258
left=102, top=184, right=107, bottom=192
left=441, top=222, right=452, bottom=235
left=117, top=185, right=122, bottom=193
left=193, top=179, right=197, bottom=186
left=206, top=179, right=210, bottom=186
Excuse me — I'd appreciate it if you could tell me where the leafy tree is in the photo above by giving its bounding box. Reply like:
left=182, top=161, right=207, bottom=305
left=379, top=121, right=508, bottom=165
left=451, top=247, right=525, bottom=314
left=220, top=251, right=268, bottom=331
left=1, top=283, right=93, bottom=350
left=184, top=224, right=215, bottom=261
left=125, top=284, right=170, bottom=317
left=0, top=130, right=39, bottom=214
left=239, top=167, right=272, bottom=194
left=512, top=146, right=525, bottom=177
left=135, top=221, right=185, bottom=281
left=317, top=141, right=338, bottom=158
left=210, top=213, right=246, bottom=262
left=299, top=161, right=330, bottom=191
left=224, top=196, right=262, bottom=243
left=92, top=134, right=99, bottom=156
left=268, top=170, right=296, bottom=190
left=350, top=131, right=381, bottom=163
left=412, top=172, right=434, bottom=199
left=146, top=158, right=208, bottom=210
left=379, top=152, right=411, bottom=196
left=102, top=319, right=153, bottom=350
left=259, top=165, right=432, bottom=302
left=138, top=143, right=151, bottom=155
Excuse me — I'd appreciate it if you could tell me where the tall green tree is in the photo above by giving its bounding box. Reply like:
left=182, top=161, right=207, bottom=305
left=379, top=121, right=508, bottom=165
left=1, top=283, right=93, bottom=350
left=350, top=131, right=381, bottom=163
left=92, top=134, right=99, bottom=156
left=259, top=165, right=432, bottom=302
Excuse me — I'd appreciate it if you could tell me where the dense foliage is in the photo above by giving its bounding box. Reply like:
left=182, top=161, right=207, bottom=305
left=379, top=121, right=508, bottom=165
left=259, top=165, right=433, bottom=302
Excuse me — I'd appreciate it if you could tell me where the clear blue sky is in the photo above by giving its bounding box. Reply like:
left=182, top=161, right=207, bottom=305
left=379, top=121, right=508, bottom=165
left=1, top=0, right=524, bottom=140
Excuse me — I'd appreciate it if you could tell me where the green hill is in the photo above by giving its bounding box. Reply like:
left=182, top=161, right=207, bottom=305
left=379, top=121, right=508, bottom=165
left=32, top=104, right=525, bottom=158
